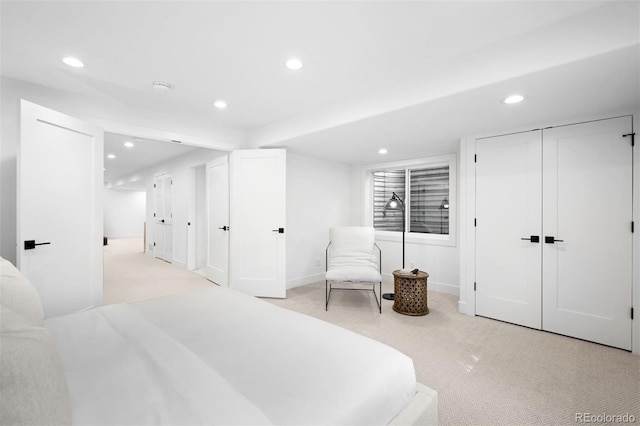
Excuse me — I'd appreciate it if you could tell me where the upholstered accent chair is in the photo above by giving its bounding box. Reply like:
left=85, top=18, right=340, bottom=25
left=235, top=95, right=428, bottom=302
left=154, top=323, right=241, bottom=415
left=325, top=226, right=382, bottom=313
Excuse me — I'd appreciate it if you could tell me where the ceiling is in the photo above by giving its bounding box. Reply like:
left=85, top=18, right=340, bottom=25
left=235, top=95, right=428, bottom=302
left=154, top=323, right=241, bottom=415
left=2, top=1, right=639, bottom=172
left=103, top=133, right=205, bottom=189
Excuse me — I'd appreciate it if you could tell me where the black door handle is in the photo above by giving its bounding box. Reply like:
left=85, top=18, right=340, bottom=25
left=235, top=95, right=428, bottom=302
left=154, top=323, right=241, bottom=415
left=24, top=240, right=51, bottom=250
left=545, top=236, right=564, bottom=244
left=521, top=235, right=540, bottom=243
left=218, top=226, right=229, bottom=231
left=272, top=228, right=285, bottom=234
left=161, top=219, right=165, bottom=223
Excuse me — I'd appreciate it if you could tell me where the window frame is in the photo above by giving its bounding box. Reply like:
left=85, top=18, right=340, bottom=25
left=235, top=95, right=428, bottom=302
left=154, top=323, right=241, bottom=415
left=363, top=154, right=457, bottom=247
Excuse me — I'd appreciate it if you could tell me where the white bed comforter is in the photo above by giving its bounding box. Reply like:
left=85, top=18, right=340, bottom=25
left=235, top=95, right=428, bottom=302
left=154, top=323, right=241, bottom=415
left=45, top=286, right=416, bottom=425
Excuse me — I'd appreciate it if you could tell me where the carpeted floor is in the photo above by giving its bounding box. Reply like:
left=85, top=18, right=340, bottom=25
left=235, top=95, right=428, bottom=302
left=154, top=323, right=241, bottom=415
left=105, top=238, right=640, bottom=425
left=104, top=237, right=213, bottom=304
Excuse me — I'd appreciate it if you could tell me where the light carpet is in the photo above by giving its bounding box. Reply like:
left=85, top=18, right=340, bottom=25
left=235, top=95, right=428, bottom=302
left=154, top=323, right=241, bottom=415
left=104, top=238, right=640, bottom=425
left=104, top=237, right=213, bottom=304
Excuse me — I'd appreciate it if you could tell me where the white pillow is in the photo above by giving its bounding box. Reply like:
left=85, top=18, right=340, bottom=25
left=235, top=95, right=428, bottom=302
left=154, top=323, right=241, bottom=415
left=0, top=257, right=44, bottom=327
left=0, top=326, right=72, bottom=425
left=0, top=257, right=72, bottom=425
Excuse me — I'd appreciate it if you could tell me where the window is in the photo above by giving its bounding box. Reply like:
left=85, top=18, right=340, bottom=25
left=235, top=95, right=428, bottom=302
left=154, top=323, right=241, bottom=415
left=365, top=154, right=455, bottom=245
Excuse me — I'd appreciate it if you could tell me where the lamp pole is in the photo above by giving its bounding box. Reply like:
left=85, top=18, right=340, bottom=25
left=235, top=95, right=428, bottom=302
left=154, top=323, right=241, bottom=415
left=382, top=192, right=405, bottom=301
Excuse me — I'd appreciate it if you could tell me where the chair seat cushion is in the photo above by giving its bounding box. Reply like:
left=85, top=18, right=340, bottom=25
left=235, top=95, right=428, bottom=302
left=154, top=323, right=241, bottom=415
left=326, top=266, right=381, bottom=283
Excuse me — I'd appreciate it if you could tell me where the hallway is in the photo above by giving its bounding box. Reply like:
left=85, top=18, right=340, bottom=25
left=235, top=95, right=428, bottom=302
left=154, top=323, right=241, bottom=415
left=103, top=237, right=213, bottom=304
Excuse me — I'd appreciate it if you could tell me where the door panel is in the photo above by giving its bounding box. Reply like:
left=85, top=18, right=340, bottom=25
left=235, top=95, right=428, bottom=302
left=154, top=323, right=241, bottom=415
left=18, top=100, right=103, bottom=317
left=475, top=131, right=542, bottom=329
left=205, top=156, right=229, bottom=286
left=154, top=174, right=172, bottom=262
left=230, top=149, right=286, bottom=298
left=542, top=117, right=632, bottom=350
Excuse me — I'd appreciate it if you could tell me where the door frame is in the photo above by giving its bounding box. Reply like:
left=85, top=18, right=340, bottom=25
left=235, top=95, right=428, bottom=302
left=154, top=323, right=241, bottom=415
left=459, top=113, right=639, bottom=354
left=187, top=164, right=207, bottom=272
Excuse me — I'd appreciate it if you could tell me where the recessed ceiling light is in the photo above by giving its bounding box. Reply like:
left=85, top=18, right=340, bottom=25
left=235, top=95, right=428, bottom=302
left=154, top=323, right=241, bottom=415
left=62, top=57, right=85, bottom=68
left=378, top=148, right=388, bottom=154
left=124, top=142, right=134, bottom=148
left=107, top=154, right=116, bottom=159
left=285, top=58, right=303, bottom=70
left=152, top=81, right=171, bottom=92
left=214, top=100, right=227, bottom=109
left=503, top=94, right=525, bottom=104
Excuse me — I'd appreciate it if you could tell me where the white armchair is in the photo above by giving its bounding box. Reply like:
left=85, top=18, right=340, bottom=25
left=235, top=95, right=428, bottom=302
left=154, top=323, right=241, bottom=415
left=325, top=226, right=382, bottom=313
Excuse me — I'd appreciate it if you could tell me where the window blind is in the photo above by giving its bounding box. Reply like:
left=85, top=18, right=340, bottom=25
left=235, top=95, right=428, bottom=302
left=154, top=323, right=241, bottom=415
left=372, top=165, right=449, bottom=234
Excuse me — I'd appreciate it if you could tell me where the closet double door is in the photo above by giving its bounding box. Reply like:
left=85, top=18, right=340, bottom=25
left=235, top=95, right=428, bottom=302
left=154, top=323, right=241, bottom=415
left=475, top=117, right=633, bottom=350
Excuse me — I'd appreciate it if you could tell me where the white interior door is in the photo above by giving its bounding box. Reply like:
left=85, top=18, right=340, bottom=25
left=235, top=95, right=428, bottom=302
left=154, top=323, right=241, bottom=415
left=542, top=117, right=633, bottom=350
left=475, top=130, right=542, bottom=329
left=154, top=173, right=173, bottom=262
left=230, top=149, right=286, bottom=298
left=205, top=156, right=229, bottom=286
left=17, top=100, right=103, bottom=318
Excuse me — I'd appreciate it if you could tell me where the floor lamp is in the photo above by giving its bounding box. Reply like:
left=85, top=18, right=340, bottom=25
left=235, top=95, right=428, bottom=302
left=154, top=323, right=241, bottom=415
left=382, top=191, right=404, bottom=301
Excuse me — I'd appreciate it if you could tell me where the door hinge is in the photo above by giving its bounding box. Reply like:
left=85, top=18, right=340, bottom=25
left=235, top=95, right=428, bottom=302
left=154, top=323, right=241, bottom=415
left=474, top=154, right=477, bottom=163
left=632, top=221, right=635, bottom=233
left=631, top=307, right=634, bottom=320
left=474, top=218, right=477, bottom=227
left=623, top=133, right=635, bottom=146
left=154, top=183, right=156, bottom=188
left=474, top=282, right=477, bottom=291
left=153, top=213, right=156, bottom=218
left=153, top=242, right=156, bottom=247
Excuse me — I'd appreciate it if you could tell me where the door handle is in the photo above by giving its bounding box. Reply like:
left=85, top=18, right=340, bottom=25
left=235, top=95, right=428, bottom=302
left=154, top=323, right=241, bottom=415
left=520, top=235, right=540, bottom=243
left=161, top=219, right=165, bottom=223
left=272, top=228, right=285, bottom=234
left=24, top=240, right=51, bottom=250
left=545, top=236, right=564, bottom=244
left=218, top=226, right=229, bottom=231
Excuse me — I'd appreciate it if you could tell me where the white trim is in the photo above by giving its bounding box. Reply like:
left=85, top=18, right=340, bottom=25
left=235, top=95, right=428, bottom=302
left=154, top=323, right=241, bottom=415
left=458, top=136, right=476, bottom=316
left=89, top=117, right=242, bottom=151
left=362, top=154, right=457, bottom=247
left=287, top=272, right=326, bottom=290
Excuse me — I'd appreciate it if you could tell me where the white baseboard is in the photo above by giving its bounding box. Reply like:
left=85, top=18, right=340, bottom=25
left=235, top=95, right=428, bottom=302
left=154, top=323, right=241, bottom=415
left=458, top=300, right=474, bottom=316
left=382, top=273, right=459, bottom=297
left=287, top=272, right=325, bottom=289
left=428, top=281, right=459, bottom=296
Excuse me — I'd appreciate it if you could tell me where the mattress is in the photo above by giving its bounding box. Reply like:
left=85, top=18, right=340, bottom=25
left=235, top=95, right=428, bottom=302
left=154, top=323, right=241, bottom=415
left=45, top=285, right=418, bottom=425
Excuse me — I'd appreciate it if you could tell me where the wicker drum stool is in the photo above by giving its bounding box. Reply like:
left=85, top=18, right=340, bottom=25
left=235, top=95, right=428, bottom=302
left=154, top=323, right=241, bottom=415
left=392, top=270, right=429, bottom=316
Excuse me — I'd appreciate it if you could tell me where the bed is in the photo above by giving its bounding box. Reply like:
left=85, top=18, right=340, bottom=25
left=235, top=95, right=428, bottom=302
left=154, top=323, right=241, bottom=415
left=0, top=256, right=437, bottom=425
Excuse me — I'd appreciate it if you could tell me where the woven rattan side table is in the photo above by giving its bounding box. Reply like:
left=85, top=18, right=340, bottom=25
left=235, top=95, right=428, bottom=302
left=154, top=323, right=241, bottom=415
left=392, top=270, right=429, bottom=316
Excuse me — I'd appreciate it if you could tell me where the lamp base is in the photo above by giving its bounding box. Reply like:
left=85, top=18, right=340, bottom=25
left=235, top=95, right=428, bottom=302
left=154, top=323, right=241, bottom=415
left=382, top=293, right=395, bottom=301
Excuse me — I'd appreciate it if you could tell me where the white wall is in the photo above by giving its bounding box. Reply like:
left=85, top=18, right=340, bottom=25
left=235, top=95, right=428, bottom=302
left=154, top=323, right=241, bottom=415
left=349, top=159, right=461, bottom=295
left=286, top=153, right=351, bottom=288
left=104, top=189, right=146, bottom=239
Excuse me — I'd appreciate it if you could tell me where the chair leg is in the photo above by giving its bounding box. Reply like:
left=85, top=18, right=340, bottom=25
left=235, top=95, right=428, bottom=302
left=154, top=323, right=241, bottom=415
left=325, top=280, right=330, bottom=311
